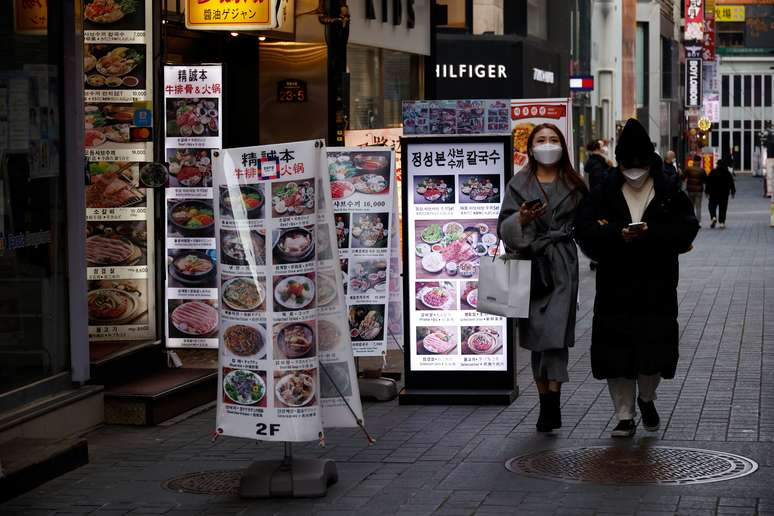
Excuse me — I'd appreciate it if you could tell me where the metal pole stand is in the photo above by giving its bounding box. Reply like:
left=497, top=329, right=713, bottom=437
left=239, top=443, right=338, bottom=498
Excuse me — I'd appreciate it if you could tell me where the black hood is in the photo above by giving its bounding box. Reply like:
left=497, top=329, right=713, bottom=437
left=615, top=118, right=655, bottom=166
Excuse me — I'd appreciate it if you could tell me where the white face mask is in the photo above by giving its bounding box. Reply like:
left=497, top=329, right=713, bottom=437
left=622, top=167, right=649, bottom=188
left=532, top=144, right=563, bottom=166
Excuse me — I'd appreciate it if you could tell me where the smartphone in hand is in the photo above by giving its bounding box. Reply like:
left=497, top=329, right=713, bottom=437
left=523, top=198, right=544, bottom=210
left=627, top=222, right=646, bottom=231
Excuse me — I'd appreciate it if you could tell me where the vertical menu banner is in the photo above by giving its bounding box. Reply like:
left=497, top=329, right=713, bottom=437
left=213, top=140, right=363, bottom=441
left=84, top=0, right=156, bottom=342
left=326, top=148, right=396, bottom=357
left=401, top=136, right=515, bottom=401
left=164, top=65, right=223, bottom=348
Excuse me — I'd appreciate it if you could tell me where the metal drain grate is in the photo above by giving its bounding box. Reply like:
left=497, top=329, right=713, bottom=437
left=162, top=470, right=242, bottom=495
left=505, top=446, right=758, bottom=485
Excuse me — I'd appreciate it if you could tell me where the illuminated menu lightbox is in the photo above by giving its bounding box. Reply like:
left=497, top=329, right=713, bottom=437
left=399, top=135, right=516, bottom=404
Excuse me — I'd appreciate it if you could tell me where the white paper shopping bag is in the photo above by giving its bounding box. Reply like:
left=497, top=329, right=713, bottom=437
left=477, top=255, right=531, bottom=318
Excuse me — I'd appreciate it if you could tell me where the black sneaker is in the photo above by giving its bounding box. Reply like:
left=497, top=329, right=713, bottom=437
left=637, top=397, right=660, bottom=431
left=611, top=419, right=636, bottom=438
left=710, top=217, right=717, bottom=228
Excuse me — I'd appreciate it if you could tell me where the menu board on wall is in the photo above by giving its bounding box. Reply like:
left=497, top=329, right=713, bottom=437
left=511, top=98, right=574, bottom=174
left=326, top=148, right=396, bottom=357
left=402, top=100, right=511, bottom=135
left=163, top=65, right=223, bottom=348
left=345, top=129, right=404, bottom=352
left=213, top=140, right=363, bottom=441
left=402, top=136, right=512, bottom=380
left=84, top=0, right=156, bottom=342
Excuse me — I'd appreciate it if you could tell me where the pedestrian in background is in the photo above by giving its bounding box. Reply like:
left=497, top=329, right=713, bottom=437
left=584, top=140, right=610, bottom=191
left=663, top=150, right=678, bottom=178
left=574, top=119, right=699, bottom=438
left=683, top=155, right=706, bottom=226
left=706, top=158, right=736, bottom=229
left=498, top=123, right=587, bottom=434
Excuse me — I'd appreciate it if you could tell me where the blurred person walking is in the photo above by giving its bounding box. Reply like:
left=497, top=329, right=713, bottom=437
left=706, top=158, right=736, bottom=228
left=584, top=140, right=611, bottom=190
left=574, top=119, right=699, bottom=438
left=498, top=124, right=587, bottom=433
left=683, top=155, right=706, bottom=226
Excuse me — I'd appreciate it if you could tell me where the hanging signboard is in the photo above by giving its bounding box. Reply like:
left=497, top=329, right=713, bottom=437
left=185, top=0, right=279, bottom=31
left=400, top=135, right=515, bottom=404
left=84, top=0, right=156, bottom=343
left=511, top=98, right=574, bottom=174
left=703, top=16, right=716, bottom=61
left=686, top=58, right=703, bottom=108
left=326, top=148, right=396, bottom=357
left=164, top=65, right=223, bottom=348
left=716, top=5, right=744, bottom=22
left=345, top=128, right=404, bottom=352
left=213, top=139, right=363, bottom=440
left=685, top=0, right=705, bottom=43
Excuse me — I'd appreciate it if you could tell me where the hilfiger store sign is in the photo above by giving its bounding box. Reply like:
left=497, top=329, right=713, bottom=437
left=435, top=64, right=508, bottom=79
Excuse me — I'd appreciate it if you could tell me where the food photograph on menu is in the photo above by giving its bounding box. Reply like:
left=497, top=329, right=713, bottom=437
left=328, top=151, right=391, bottom=199
left=84, top=44, right=146, bottom=90
left=221, top=275, right=267, bottom=313
left=167, top=250, right=216, bottom=288
left=334, top=213, right=350, bottom=249
left=415, top=281, right=457, bottom=311
left=318, top=318, right=343, bottom=353
left=350, top=212, right=389, bottom=249
left=274, top=369, right=318, bottom=408
left=167, top=199, right=215, bottom=239
left=460, top=281, right=478, bottom=311
left=219, top=229, right=266, bottom=267
left=272, top=273, right=316, bottom=313
left=272, top=226, right=315, bottom=265
left=84, top=0, right=146, bottom=31
left=416, top=326, right=458, bottom=356
left=459, top=174, right=501, bottom=204
left=223, top=323, right=268, bottom=360
left=219, top=184, right=265, bottom=220
left=85, top=104, right=141, bottom=147
left=222, top=368, right=268, bottom=407
left=88, top=279, right=149, bottom=326
left=168, top=299, right=219, bottom=338
left=271, top=180, right=315, bottom=217
left=414, top=219, right=498, bottom=280
left=315, top=271, right=339, bottom=309
left=316, top=223, right=333, bottom=261
left=320, top=362, right=353, bottom=398
left=273, top=321, right=317, bottom=360
left=167, top=149, right=213, bottom=188
left=348, top=258, right=388, bottom=295
left=86, top=221, right=147, bottom=267
left=413, top=175, right=455, bottom=204
left=166, top=98, right=220, bottom=137
left=85, top=162, right=145, bottom=208
left=461, top=326, right=504, bottom=355
left=348, top=304, right=385, bottom=342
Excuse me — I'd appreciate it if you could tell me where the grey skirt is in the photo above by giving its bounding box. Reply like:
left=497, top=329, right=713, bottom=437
left=531, top=348, right=569, bottom=383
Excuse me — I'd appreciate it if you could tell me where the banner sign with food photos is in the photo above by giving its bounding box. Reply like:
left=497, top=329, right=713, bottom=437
left=344, top=129, right=404, bottom=352
left=402, top=136, right=512, bottom=375
left=327, top=148, right=396, bottom=356
left=510, top=98, right=574, bottom=174
left=164, top=65, right=223, bottom=348
left=84, top=0, right=157, bottom=342
left=212, top=140, right=363, bottom=441
left=402, top=100, right=511, bottom=135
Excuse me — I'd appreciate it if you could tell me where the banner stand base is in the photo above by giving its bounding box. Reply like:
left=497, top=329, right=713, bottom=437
left=239, top=458, right=338, bottom=498
left=358, top=377, right=398, bottom=401
left=398, top=388, right=518, bottom=406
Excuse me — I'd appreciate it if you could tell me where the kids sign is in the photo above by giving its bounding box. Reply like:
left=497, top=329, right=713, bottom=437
left=186, top=0, right=278, bottom=31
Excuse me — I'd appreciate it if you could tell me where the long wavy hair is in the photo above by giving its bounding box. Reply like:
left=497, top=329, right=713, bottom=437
left=525, top=123, right=587, bottom=192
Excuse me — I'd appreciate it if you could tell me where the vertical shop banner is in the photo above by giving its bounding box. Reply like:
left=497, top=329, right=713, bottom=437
left=84, top=0, right=156, bottom=342
left=510, top=98, right=574, bottom=174
left=213, top=140, right=362, bottom=441
left=403, top=137, right=511, bottom=374
left=327, top=148, right=396, bottom=357
left=345, top=129, right=404, bottom=352
left=685, top=0, right=705, bottom=43
left=164, top=65, right=223, bottom=348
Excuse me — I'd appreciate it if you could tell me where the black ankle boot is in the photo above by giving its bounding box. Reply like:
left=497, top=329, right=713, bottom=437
left=536, top=393, right=552, bottom=432
left=548, top=391, right=562, bottom=429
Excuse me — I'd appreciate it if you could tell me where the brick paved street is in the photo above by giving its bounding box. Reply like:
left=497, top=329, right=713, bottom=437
left=3, top=177, right=774, bottom=516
